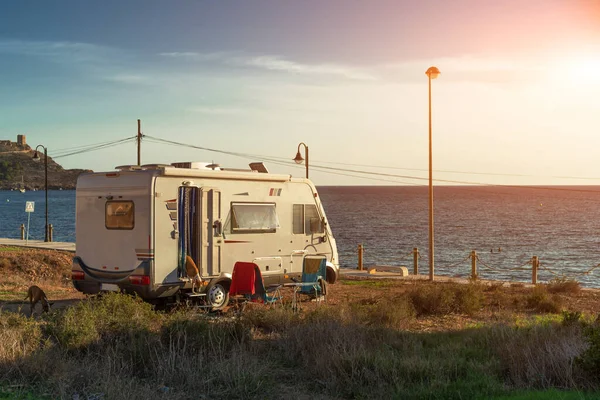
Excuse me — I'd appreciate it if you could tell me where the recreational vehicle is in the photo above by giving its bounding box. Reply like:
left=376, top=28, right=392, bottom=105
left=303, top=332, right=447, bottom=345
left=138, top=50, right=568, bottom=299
left=72, top=161, right=339, bottom=309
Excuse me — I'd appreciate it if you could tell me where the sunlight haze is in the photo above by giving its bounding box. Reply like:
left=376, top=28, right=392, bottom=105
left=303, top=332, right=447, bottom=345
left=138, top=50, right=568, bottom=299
left=1, top=0, right=599, bottom=186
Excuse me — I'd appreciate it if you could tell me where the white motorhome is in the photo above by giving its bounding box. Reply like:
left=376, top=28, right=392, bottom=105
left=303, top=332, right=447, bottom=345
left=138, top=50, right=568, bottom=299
left=72, top=161, right=339, bottom=309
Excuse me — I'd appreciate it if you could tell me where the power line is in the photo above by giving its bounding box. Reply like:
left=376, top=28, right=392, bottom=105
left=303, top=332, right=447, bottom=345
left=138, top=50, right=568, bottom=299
left=52, top=137, right=137, bottom=159
left=143, top=135, right=600, bottom=193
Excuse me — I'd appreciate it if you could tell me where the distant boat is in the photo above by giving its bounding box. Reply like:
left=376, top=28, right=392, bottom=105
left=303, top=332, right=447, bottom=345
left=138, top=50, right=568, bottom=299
left=19, top=175, right=25, bottom=193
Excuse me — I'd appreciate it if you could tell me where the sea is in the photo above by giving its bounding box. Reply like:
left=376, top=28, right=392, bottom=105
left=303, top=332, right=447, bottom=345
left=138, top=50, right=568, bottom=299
left=2, top=186, right=600, bottom=288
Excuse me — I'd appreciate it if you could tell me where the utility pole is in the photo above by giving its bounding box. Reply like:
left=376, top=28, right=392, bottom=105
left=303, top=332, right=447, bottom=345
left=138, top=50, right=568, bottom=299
left=137, top=119, right=142, bottom=166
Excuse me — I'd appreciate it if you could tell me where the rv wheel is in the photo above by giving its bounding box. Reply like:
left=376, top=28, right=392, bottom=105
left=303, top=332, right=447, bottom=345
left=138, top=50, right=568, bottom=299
left=206, top=282, right=229, bottom=310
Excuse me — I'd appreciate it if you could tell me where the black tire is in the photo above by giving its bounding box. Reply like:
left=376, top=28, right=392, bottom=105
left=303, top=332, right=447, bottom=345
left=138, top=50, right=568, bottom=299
left=326, top=267, right=337, bottom=284
left=206, top=281, right=230, bottom=310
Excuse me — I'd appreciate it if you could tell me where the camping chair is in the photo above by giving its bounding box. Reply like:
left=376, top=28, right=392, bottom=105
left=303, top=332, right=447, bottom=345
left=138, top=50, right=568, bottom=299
left=293, top=256, right=327, bottom=308
left=229, top=262, right=282, bottom=314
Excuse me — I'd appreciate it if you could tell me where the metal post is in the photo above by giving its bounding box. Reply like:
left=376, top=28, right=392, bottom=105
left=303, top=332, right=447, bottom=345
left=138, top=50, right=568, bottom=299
left=137, top=119, right=142, bottom=166
left=413, top=247, right=419, bottom=275
left=358, top=244, right=363, bottom=271
left=428, top=73, right=434, bottom=281
left=33, top=145, right=49, bottom=242
left=48, top=224, right=53, bottom=242
left=532, top=256, right=538, bottom=284
left=20, top=224, right=25, bottom=240
left=44, top=147, right=48, bottom=242
left=305, top=145, right=309, bottom=180
left=471, top=250, right=477, bottom=280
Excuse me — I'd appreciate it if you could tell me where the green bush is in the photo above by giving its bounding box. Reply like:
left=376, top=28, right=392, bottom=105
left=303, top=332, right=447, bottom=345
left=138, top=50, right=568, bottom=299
left=47, top=292, right=161, bottom=349
left=577, top=323, right=600, bottom=379
left=526, top=286, right=563, bottom=313
left=0, top=311, right=43, bottom=362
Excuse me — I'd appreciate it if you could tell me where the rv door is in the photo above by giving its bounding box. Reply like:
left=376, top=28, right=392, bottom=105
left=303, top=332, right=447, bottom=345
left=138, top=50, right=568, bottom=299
left=198, top=188, right=222, bottom=277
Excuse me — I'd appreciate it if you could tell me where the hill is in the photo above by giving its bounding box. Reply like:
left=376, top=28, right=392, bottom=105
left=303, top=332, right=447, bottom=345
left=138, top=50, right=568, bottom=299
left=0, top=137, right=91, bottom=190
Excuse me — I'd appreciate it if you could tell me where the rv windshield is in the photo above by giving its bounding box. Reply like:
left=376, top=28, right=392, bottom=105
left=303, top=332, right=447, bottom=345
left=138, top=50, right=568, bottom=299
left=231, top=203, right=278, bottom=233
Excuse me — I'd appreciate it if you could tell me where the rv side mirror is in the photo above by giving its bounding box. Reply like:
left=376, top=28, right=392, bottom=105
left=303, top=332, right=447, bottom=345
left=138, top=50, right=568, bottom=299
left=309, top=218, right=323, bottom=234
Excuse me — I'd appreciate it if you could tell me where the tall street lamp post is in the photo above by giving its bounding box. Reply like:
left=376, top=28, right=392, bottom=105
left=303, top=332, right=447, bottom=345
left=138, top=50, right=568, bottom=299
left=33, top=145, right=49, bottom=242
left=293, top=142, right=309, bottom=179
left=426, top=66, right=440, bottom=281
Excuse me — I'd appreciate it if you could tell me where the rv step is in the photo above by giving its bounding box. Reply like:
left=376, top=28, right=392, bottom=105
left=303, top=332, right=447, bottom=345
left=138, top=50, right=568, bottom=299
left=184, top=293, right=207, bottom=298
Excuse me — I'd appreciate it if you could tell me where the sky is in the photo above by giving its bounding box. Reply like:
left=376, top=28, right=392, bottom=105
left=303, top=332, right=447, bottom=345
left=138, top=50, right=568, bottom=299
left=1, top=0, right=599, bottom=186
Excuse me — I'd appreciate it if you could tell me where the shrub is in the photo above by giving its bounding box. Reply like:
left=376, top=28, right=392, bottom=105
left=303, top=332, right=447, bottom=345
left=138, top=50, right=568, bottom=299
left=350, top=296, right=415, bottom=329
left=453, top=283, right=485, bottom=315
left=409, top=284, right=455, bottom=316
left=547, top=277, right=581, bottom=295
left=526, top=286, right=563, bottom=313
left=408, top=283, right=483, bottom=316
left=577, top=323, right=600, bottom=381
left=241, top=306, right=300, bottom=333
left=47, top=292, right=161, bottom=349
left=561, top=310, right=582, bottom=327
left=0, top=310, right=43, bottom=363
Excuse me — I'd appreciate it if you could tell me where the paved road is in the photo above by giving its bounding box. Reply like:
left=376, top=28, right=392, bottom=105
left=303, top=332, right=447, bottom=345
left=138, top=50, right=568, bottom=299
left=0, top=238, right=75, bottom=252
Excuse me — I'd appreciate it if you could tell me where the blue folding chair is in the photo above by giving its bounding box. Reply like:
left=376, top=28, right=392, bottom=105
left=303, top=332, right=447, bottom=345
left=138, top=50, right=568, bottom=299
left=298, top=256, right=327, bottom=301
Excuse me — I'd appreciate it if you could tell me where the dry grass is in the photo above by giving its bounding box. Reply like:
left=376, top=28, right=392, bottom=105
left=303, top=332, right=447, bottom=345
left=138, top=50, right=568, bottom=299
left=547, top=277, right=582, bottom=295
left=1, top=247, right=600, bottom=398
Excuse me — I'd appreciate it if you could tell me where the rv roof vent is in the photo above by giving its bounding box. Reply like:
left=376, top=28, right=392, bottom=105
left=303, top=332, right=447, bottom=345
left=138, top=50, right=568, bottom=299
left=249, top=162, right=269, bottom=173
left=171, top=161, right=222, bottom=170
left=115, top=165, right=143, bottom=171
left=140, top=164, right=171, bottom=170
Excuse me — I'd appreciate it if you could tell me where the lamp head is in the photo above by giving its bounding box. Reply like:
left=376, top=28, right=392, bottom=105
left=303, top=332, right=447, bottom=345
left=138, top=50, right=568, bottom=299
left=32, top=151, right=41, bottom=162
left=426, top=66, right=440, bottom=79
left=293, top=151, right=304, bottom=164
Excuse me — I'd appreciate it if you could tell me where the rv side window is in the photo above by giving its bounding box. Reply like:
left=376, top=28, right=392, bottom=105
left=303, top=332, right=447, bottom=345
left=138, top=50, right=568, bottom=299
left=305, top=204, right=324, bottom=234
left=292, top=204, right=304, bottom=234
left=231, top=203, right=279, bottom=233
left=293, top=204, right=324, bottom=234
left=105, top=201, right=135, bottom=230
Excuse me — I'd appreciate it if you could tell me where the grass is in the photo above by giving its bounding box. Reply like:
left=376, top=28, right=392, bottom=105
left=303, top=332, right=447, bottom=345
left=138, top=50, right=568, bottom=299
left=340, top=279, right=395, bottom=287
left=492, top=389, right=600, bottom=399
left=0, top=290, right=598, bottom=399
left=0, top=246, right=23, bottom=253
left=0, top=247, right=599, bottom=399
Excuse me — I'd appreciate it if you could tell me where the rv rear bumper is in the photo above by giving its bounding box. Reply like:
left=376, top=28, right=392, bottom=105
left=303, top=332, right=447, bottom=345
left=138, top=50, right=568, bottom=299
left=72, top=257, right=178, bottom=300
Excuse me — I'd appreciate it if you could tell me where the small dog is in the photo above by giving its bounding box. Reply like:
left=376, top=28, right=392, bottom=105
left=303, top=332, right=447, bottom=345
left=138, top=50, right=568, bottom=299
left=185, top=255, right=203, bottom=293
left=24, top=285, right=54, bottom=316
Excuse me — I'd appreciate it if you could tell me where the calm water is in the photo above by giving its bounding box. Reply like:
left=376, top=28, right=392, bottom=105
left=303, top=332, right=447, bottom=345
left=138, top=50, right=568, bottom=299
left=319, top=186, right=600, bottom=288
left=0, top=190, right=76, bottom=243
left=2, top=186, right=600, bottom=287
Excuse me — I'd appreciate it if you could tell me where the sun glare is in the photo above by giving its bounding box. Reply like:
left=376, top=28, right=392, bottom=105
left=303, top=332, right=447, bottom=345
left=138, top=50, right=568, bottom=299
left=550, top=54, right=600, bottom=85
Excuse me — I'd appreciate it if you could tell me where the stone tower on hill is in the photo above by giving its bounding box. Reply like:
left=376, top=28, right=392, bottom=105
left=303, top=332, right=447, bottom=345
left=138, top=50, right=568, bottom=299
left=0, top=135, right=92, bottom=190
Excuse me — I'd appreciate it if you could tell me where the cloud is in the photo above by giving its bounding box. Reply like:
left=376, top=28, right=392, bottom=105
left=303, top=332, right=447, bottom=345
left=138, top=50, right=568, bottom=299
left=159, top=50, right=377, bottom=81
left=158, top=51, right=232, bottom=62
left=105, top=74, right=149, bottom=84
left=186, top=106, right=247, bottom=115
left=0, top=39, right=116, bottom=64
left=235, top=55, right=378, bottom=81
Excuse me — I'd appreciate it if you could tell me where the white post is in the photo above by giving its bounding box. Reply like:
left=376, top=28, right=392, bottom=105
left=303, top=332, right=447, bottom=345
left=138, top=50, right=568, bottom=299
left=26, top=212, right=31, bottom=244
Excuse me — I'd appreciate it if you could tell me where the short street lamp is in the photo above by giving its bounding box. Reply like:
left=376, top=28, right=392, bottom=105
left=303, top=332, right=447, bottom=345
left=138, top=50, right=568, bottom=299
left=32, top=145, right=49, bottom=242
left=293, top=142, right=309, bottom=179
